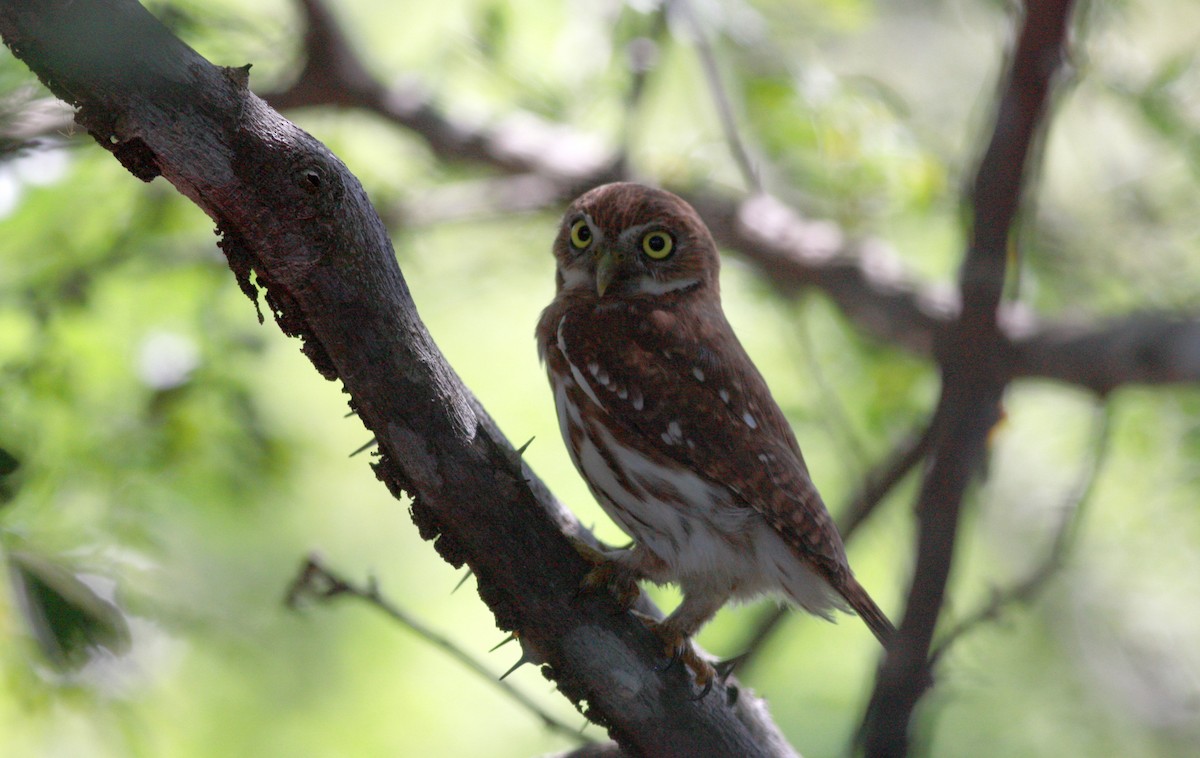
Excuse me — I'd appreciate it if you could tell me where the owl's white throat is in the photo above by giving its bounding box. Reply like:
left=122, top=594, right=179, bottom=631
left=635, top=275, right=700, bottom=296
left=559, top=264, right=592, bottom=292
left=559, top=265, right=699, bottom=297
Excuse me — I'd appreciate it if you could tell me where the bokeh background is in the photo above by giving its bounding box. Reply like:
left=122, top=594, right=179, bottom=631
left=2, top=0, right=1200, bottom=755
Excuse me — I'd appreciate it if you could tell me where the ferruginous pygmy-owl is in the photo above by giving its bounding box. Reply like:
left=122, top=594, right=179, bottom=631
left=536, top=182, right=893, bottom=685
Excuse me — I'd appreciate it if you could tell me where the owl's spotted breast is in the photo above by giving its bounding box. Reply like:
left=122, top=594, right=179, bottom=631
left=546, top=306, right=845, bottom=615
left=544, top=294, right=850, bottom=584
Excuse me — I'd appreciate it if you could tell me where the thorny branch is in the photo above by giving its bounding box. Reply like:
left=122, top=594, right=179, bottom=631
left=0, top=1, right=799, bottom=754
left=284, top=554, right=589, bottom=744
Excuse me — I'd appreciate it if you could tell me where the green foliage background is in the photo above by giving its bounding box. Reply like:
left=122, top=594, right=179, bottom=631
left=2, top=0, right=1200, bottom=755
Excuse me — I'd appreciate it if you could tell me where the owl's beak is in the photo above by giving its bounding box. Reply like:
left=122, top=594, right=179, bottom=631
left=595, top=249, right=617, bottom=297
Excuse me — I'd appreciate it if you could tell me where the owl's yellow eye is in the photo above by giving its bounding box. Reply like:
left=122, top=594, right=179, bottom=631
left=569, top=219, right=592, bottom=250
left=641, top=231, right=674, bottom=259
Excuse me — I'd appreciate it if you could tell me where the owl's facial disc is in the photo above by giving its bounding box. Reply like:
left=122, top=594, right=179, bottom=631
left=558, top=200, right=700, bottom=298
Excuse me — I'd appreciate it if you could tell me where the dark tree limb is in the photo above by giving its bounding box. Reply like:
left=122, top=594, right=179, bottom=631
left=862, top=2, right=1080, bottom=755
left=4, top=0, right=1196, bottom=393
left=0, top=2, right=797, bottom=755
left=253, top=0, right=1200, bottom=396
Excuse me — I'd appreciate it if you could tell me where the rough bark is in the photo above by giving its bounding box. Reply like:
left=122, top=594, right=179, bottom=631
left=0, top=1, right=797, bottom=755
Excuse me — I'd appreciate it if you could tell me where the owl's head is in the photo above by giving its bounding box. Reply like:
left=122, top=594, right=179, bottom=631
left=552, top=183, right=720, bottom=300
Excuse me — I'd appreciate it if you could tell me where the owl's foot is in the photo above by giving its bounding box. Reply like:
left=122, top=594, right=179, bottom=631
left=644, top=619, right=717, bottom=698
left=569, top=537, right=641, bottom=610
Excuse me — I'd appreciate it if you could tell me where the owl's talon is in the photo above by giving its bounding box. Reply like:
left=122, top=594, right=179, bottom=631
left=569, top=535, right=608, bottom=566
left=655, top=647, right=680, bottom=674
left=679, top=646, right=717, bottom=695
left=647, top=621, right=717, bottom=695
left=569, top=537, right=641, bottom=610
left=629, top=609, right=659, bottom=627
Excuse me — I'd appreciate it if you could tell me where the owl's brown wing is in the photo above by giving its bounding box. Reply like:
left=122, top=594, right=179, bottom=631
left=558, top=301, right=851, bottom=582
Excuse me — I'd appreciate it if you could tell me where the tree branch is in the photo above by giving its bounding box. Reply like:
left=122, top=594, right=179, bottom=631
left=284, top=554, right=588, bottom=744
left=253, top=0, right=1200, bottom=397
left=930, top=403, right=1111, bottom=662
left=1011, top=313, right=1200, bottom=394
left=6, top=0, right=1196, bottom=394
left=0, top=1, right=797, bottom=755
left=862, top=2, right=1079, bottom=754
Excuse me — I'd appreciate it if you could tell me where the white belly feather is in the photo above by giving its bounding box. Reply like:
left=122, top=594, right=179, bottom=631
left=550, top=356, right=839, bottom=616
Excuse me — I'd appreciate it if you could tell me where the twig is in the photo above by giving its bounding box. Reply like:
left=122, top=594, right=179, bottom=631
left=617, top=5, right=668, bottom=170
left=930, top=402, right=1111, bottom=661
left=671, top=0, right=762, bottom=193
left=284, top=554, right=589, bottom=745
left=838, top=420, right=936, bottom=539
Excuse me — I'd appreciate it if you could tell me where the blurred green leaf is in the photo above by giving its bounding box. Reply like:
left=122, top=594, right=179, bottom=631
left=0, top=446, right=18, bottom=477
left=7, top=549, right=131, bottom=670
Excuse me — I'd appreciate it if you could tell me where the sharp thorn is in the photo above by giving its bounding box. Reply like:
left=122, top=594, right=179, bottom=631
left=452, top=569, right=474, bottom=594
left=515, top=436, right=535, bottom=456
left=499, top=654, right=530, bottom=680
left=350, top=437, right=378, bottom=457
left=490, top=633, right=518, bottom=652
left=714, top=653, right=748, bottom=681
left=725, top=684, right=740, bottom=707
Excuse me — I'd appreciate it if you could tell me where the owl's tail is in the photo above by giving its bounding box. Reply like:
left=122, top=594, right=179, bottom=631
left=840, top=575, right=896, bottom=647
